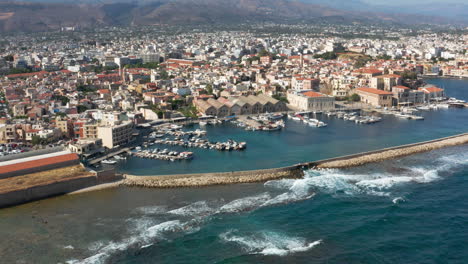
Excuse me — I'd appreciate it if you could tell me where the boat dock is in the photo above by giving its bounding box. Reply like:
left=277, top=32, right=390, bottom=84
left=131, top=151, right=193, bottom=161
left=238, top=116, right=262, bottom=129
left=88, top=147, right=131, bottom=165
left=153, top=138, right=246, bottom=151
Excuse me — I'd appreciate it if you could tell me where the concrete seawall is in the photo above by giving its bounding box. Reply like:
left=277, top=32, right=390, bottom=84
left=0, top=176, right=98, bottom=208
left=123, top=133, right=468, bottom=188
left=0, top=168, right=121, bottom=209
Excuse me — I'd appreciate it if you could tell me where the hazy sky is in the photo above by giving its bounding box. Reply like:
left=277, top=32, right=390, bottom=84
left=362, top=0, right=467, bottom=4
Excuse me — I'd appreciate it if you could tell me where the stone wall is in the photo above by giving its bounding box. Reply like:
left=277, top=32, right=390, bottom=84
left=312, top=133, right=468, bottom=169
left=122, top=165, right=303, bottom=188
left=0, top=168, right=119, bottom=209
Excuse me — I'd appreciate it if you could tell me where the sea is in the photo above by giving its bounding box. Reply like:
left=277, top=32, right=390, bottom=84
left=0, top=77, right=467, bottom=264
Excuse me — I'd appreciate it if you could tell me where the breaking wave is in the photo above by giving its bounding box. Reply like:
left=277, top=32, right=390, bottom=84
left=68, top=220, right=194, bottom=264
left=220, top=230, right=321, bottom=256
left=218, top=193, right=271, bottom=213
left=168, top=201, right=214, bottom=217
left=298, top=150, right=467, bottom=198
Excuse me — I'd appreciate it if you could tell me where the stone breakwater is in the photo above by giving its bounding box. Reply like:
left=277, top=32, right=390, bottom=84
left=315, top=133, right=468, bottom=169
left=121, top=133, right=468, bottom=189
left=122, top=167, right=304, bottom=188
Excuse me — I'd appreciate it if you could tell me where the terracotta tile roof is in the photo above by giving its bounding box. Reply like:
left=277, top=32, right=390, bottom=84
left=98, top=89, right=110, bottom=94
left=302, top=91, right=326, bottom=98
left=419, top=87, right=444, bottom=93
left=357, top=87, right=393, bottom=95
left=0, top=153, right=79, bottom=175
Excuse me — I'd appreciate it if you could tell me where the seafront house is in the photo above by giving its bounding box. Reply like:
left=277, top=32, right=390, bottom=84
left=356, top=87, right=393, bottom=108
left=418, top=86, right=446, bottom=102
left=286, top=90, right=335, bottom=112
left=392, top=85, right=425, bottom=106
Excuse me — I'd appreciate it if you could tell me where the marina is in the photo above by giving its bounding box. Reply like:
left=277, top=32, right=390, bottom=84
left=153, top=138, right=247, bottom=151
left=131, top=149, right=194, bottom=161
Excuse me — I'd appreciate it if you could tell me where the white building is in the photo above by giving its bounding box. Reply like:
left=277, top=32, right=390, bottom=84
left=287, top=90, right=335, bottom=111
left=97, top=121, right=133, bottom=149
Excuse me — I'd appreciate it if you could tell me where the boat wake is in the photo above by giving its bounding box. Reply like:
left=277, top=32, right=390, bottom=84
left=220, top=229, right=322, bottom=256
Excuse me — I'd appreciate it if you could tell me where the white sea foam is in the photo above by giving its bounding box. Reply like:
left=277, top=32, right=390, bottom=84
left=220, top=230, right=321, bottom=256
left=70, top=220, right=189, bottom=264
left=168, top=201, right=214, bottom=216
left=299, top=158, right=458, bottom=197
left=392, top=197, right=406, bottom=204
left=140, top=243, right=153, bottom=249
left=218, top=193, right=271, bottom=213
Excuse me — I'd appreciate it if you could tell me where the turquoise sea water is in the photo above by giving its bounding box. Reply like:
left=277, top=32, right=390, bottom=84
left=0, top=77, right=467, bottom=263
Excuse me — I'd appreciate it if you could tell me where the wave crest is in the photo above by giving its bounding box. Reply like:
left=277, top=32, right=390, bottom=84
left=220, top=230, right=321, bottom=256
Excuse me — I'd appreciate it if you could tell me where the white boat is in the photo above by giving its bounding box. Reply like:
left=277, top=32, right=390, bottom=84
left=437, top=104, right=449, bottom=109
left=269, top=113, right=284, bottom=120
left=114, top=155, right=126, bottom=160
left=417, top=105, right=431, bottom=111
left=394, top=113, right=411, bottom=119
left=199, top=121, right=207, bottom=126
left=291, top=116, right=301, bottom=121
left=410, top=115, right=424, bottom=120
left=101, top=159, right=117, bottom=165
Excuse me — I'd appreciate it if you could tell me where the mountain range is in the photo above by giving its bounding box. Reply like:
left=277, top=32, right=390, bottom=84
left=0, top=0, right=466, bottom=32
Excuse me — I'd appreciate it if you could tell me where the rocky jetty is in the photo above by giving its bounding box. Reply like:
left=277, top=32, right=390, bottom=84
left=121, top=167, right=303, bottom=188
left=316, top=133, right=468, bottom=169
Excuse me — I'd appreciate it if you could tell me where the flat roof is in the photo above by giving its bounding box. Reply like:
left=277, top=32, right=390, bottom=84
left=0, top=150, right=72, bottom=167
left=0, top=153, right=79, bottom=175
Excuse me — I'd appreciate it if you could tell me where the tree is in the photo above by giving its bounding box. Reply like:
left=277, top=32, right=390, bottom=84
left=205, top=83, right=213, bottom=95
left=3, top=55, right=14, bottom=62
left=314, top=52, right=337, bottom=60
left=401, top=70, right=418, bottom=80
left=160, top=70, right=169, bottom=80
left=349, top=93, right=360, bottom=102
left=52, top=95, right=70, bottom=106
left=31, top=135, right=45, bottom=146
left=77, top=105, right=88, bottom=113
left=258, top=49, right=270, bottom=57
left=377, top=54, right=392, bottom=60
left=272, top=94, right=289, bottom=104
